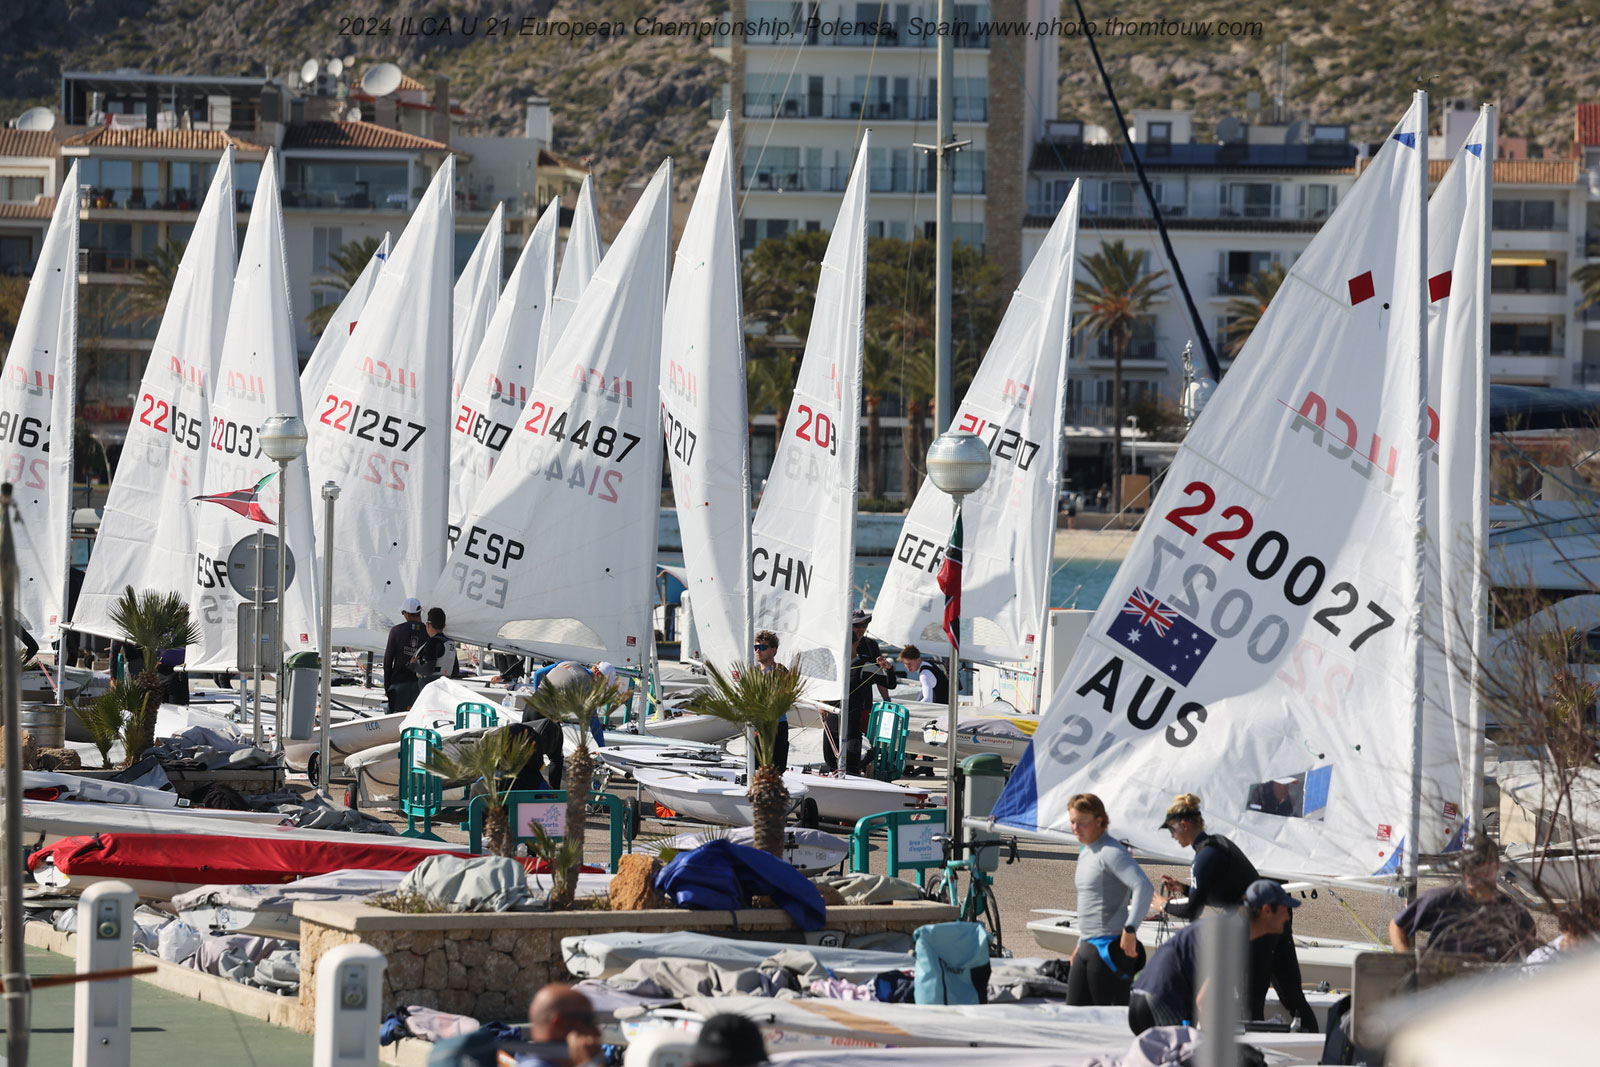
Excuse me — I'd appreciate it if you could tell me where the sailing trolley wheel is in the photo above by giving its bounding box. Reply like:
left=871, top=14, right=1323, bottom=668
left=800, top=797, right=821, bottom=829
left=306, top=751, right=322, bottom=788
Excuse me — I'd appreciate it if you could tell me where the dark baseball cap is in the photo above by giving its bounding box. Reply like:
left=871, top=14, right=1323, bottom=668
left=1156, top=806, right=1201, bottom=831
left=691, top=1014, right=767, bottom=1067
left=1244, top=879, right=1301, bottom=909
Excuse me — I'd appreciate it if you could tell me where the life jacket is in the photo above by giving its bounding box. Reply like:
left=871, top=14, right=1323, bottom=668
left=917, top=661, right=951, bottom=703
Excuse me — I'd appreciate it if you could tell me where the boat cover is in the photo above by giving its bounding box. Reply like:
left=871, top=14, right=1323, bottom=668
left=30, top=832, right=471, bottom=885
left=173, top=868, right=406, bottom=915
left=655, top=839, right=825, bottom=930
left=562, top=932, right=920, bottom=983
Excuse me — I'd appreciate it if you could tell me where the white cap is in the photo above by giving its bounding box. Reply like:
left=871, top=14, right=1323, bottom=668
left=595, top=662, right=617, bottom=684
left=401, top=597, right=422, bottom=614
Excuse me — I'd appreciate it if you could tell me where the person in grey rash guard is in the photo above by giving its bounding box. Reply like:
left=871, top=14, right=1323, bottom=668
left=1065, top=792, right=1154, bottom=1006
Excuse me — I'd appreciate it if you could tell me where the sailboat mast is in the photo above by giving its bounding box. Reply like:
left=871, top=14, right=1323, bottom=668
left=933, top=0, right=954, bottom=433
left=1466, top=105, right=1496, bottom=831
left=1405, top=89, right=1431, bottom=897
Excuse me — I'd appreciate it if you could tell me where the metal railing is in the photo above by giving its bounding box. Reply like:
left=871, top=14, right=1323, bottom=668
left=740, top=164, right=980, bottom=194
left=79, top=185, right=232, bottom=211
left=78, top=248, right=153, bottom=274
left=741, top=92, right=987, bottom=122
left=281, top=182, right=412, bottom=211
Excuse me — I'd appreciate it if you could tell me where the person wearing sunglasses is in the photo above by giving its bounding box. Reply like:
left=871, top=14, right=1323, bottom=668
left=753, top=630, right=791, bottom=768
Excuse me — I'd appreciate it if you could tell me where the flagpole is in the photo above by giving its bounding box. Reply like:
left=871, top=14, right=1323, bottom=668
left=1405, top=89, right=1430, bottom=900
left=946, top=497, right=961, bottom=844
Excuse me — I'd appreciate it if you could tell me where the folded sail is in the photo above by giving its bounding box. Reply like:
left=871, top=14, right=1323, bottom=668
left=189, top=153, right=320, bottom=670
left=661, top=116, right=752, bottom=668
left=537, top=175, right=601, bottom=377
left=431, top=162, right=672, bottom=669
left=451, top=204, right=504, bottom=389
left=872, top=182, right=1081, bottom=674
left=75, top=151, right=237, bottom=638
left=749, top=138, right=869, bottom=702
left=1426, top=107, right=1493, bottom=832
left=305, top=158, right=455, bottom=651
left=448, top=198, right=561, bottom=540
left=300, top=232, right=389, bottom=408
left=992, top=99, right=1448, bottom=880
left=3, top=162, right=78, bottom=644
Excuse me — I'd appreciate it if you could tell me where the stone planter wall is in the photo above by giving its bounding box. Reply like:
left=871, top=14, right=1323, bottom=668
left=294, top=900, right=955, bottom=1031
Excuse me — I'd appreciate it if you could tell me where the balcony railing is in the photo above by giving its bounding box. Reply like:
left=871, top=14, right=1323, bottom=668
left=1584, top=233, right=1600, bottom=258
left=740, top=164, right=981, bottom=195
left=1094, top=340, right=1162, bottom=361
left=741, top=92, right=987, bottom=122
left=1580, top=305, right=1600, bottom=324
left=79, top=185, right=239, bottom=211
left=282, top=182, right=412, bottom=211
left=78, top=248, right=154, bottom=274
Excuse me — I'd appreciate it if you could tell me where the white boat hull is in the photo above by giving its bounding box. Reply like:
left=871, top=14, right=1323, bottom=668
left=632, top=767, right=811, bottom=827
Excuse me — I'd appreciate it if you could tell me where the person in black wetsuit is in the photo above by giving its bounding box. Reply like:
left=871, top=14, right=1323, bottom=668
left=382, top=596, right=428, bottom=713
left=1152, top=792, right=1318, bottom=1032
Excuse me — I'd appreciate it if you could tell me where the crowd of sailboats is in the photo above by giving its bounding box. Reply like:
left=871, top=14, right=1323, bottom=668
left=6, top=85, right=1593, bottom=920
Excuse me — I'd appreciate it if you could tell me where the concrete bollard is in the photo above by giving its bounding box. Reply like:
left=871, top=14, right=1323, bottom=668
left=313, top=943, right=387, bottom=1067
left=73, top=880, right=138, bottom=1067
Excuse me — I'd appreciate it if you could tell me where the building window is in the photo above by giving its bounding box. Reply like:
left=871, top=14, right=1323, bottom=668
left=1490, top=258, right=1558, bottom=293
left=949, top=222, right=984, bottom=249
left=1096, top=181, right=1135, bottom=216
left=0, top=235, right=32, bottom=271
left=0, top=176, right=44, bottom=202
left=1217, top=250, right=1275, bottom=294
left=1492, top=199, right=1558, bottom=231
left=312, top=226, right=343, bottom=274
left=953, top=151, right=985, bottom=194
left=1146, top=121, right=1172, bottom=158
left=1299, top=184, right=1337, bottom=220
left=1221, top=182, right=1276, bottom=218
left=1490, top=322, right=1554, bottom=355
left=1098, top=316, right=1157, bottom=360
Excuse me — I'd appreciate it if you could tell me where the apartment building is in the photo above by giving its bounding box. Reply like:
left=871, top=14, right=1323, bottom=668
left=1024, top=105, right=1597, bottom=491
left=719, top=0, right=1056, bottom=281
left=2, top=68, right=579, bottom=447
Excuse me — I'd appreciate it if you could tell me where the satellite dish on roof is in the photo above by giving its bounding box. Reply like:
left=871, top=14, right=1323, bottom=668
left=345, top=106, right=362, bottom=122
left=327, top=57, right=344, bottom=78
left=300, top=59, right=321, bottom=85
left=15, top=106, right=55, bottom=132
left=362, top=63, right=403, bottom=98
left=1285, top=120, right=1306, bottom=144
left=1216, top=116, right=1244, bottom=144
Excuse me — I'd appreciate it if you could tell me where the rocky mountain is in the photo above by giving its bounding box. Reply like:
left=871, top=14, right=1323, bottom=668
left=3, top=0, right=1597, bottom=210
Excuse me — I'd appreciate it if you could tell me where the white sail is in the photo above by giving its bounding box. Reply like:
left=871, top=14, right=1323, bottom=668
left=188, top=154, right=320, bottom=671
left=75, top=151, right=237, bottom=638
left=2, top=163, right=78, bottom=645
left=451, top=204, right=504, bottom=389
left=300, top=232, right=389, bottom=408
left=430, top=162, right=671, bottom=670
left=991, top=99, right=1448, bottom=880
left=749, top=138, right=869, bottom=702
left=448, top=198, right=561, bottom=539
left=1425, top=107, right=1493, bottom=832
left=661, top=117, right=752, bottom=669
left=537, top=176, right=601, bottom=377
left=305, top=158, right=455, bottom=651
left=872, top=181, right=1081, bottom=674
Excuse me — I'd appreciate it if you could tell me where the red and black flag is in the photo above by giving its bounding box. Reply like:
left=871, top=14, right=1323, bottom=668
left=936, top=513, right=963, bottom=651
left=193, top=471, right=277, bottom=523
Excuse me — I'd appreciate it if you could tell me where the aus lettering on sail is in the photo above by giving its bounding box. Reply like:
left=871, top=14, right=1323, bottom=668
left=1288, top=389, right=1440, bottom=494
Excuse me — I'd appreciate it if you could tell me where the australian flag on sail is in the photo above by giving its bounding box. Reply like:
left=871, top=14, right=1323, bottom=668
left=1108, top=587, right=1217, bottom=686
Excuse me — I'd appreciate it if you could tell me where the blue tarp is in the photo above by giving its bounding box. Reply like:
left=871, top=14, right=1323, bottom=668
left=654, top=838, right=826, bottom=931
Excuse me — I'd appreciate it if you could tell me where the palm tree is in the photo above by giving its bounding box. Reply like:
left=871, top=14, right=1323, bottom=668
left=1221, top=262, right=1287, bottom=358
left=1074, top=241, right=1169, bottom=514
left=108, top=586, right=199, bottom=765
left=523, top=675, right=628, bottom=908
left=1577, top=261, right=1600, bottom=315
left=896, top=347, right=936, bottom=498
left=747, top=352, right=797, bottom=440
left=72, top=680, right=142, bottom=769
left=422, top=728, right=534, bottom=857
left=860, top=336, right=897, bottom=499
left=304, top=235, right=385, bottom=337
left=0, top=273, right=28, bottom=345
left=116, top=241, right=186, bottom=327
left=693, top=661, right=808, bottom=856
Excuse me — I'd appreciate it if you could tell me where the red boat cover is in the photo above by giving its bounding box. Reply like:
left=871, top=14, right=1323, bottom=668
left=29, top=833, right=603, bottom=885
left=30, top=833, right=473, bottom=884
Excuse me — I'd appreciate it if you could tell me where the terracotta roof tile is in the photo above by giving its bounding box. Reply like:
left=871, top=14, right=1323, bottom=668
left=61, top=127, right=267, bottom=152
left=0, top=197, right=55, bottom=219
left=398, top=73, right=425, bottom=92
left=0, top=129, right=60, bottom=159
left=1419, top=157, right=1579, bottom=185
left=282, top=120, right=454, bottom=153
left=1577, top=103, right=1600, bottom=148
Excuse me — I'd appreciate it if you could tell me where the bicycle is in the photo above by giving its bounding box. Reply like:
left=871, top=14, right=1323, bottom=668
left=923, top=832, right=1019, bottom=957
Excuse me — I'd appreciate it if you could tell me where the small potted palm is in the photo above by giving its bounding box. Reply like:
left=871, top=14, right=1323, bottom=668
left=71, top=680, right=143, bottom=769
left=421, top=729, right=534, bottom=857
left=695, top=661, right=808, bottom=856
left=522, top=676, right=627, bottom=909
left=108, top=586, right=199, bottom=765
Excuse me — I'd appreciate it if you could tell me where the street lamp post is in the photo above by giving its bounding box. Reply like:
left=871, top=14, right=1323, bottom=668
left=261, top=414, right=308, bottom=748
left=924, top=431, right=992, bottom=850
left=317, top=481, right=339, bottom=798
